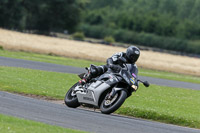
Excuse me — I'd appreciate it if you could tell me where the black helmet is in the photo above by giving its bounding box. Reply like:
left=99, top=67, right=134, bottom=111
left=126, top=46, right=140, bottom=63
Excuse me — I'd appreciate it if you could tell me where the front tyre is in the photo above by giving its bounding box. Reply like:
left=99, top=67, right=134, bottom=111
left=64, top=83, right=80, bottom=108
left=100, top=90, right=127, bottom=114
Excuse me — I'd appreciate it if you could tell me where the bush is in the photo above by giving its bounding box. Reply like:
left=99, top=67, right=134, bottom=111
left=79, top=24, right=200, bottom=54
left=79, top=24, right=113, bottom=39
left=186, top=41, right=200, bottom=54
left=72, top=32, right=85, bottom=41
left=113, top=29, right=137, bottom=43
left=104, top=36, right=115, bottom=43
left=0, top=46, right=4, bottom=50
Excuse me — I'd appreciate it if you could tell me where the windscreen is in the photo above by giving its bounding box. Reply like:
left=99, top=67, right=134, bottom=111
left=126, top=64, right=138, bottom=78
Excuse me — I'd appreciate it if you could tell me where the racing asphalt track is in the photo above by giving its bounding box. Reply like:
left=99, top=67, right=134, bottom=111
left=0, top=56, right=200, bottom=133
left=0, top=91, right=200, bottom=133
left=0, top=56, right=199, bottom=90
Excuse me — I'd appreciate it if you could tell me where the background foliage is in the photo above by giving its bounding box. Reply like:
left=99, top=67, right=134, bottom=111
left=82, top=0, right=200, bottom=40
left=0, top=0, right=200, bottom=54
left=80, top=0, right=200, bottom=54
left=0, top=0, right=85, bottom=33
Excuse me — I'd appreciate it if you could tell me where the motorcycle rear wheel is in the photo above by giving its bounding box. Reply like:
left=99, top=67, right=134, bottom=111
left=100, top=90, right=127, bottom=114
left=64, top=82, right=80, bottom=108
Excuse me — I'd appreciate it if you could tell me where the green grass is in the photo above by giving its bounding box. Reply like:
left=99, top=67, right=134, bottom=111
left=116, top=84, right=200, bottom=128
left=0, top=66, right=199, bottom=128
left=0, top=49, right=199, bottom=84
left=139, top=68, right=200, bottom=84
left=0, top=66, right=79, bottom=99
left=0, top=114, right=87, bottom=133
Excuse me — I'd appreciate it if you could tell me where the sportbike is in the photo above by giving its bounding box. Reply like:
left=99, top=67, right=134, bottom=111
left=64, top=61, right=150, bottom=114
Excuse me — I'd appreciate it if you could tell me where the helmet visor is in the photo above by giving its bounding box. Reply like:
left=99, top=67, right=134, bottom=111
left=129, top=54, right=139, bottom=63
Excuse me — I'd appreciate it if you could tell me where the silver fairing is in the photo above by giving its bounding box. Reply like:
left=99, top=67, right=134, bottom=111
left=76, top=81, right=110, bottom=107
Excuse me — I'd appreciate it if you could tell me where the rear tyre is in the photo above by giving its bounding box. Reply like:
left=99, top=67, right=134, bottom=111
left=100, top=90, right=127, bottom=114
left=64, top=83, right=80, bottom=108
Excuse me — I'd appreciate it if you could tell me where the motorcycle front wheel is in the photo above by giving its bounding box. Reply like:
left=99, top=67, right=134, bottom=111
left=100, top=90, right=127, bottom=114
left=64, top=82, right=80, bottom=108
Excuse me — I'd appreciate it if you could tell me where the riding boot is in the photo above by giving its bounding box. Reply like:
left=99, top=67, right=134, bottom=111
left=78, top=65, right=107, bottom=86
left=78, top=73, right=92, bottom=86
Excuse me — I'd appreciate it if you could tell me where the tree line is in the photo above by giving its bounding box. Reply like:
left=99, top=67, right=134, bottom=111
left=0, top=0, right=200, bottom=54
left=0, top=0, right=84, bottom=33
left=79, top=0, right=200, bottom=54
left=82, top=0, right=200, bottom=40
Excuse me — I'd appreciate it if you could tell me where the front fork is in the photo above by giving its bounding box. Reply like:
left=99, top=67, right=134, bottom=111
left=107, top=86, right=125, bottom=100
left=107, top=88, right=116, bottom=100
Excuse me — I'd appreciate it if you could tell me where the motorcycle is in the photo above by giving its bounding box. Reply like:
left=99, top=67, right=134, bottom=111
left=64, top=60, right=150, bottom=114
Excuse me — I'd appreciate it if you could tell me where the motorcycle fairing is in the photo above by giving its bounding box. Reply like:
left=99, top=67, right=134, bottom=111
left=76, top=63, right=138, bottom=107
left=76, top=81, right=110, bottom=107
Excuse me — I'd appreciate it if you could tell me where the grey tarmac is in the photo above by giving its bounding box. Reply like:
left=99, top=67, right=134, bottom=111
left=0, top=91, right=199, bottom=133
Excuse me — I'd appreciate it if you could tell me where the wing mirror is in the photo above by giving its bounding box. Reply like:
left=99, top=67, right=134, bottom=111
left=143, top=81, right=150, bottom=87
left=138, top=79, right=150, bottom=87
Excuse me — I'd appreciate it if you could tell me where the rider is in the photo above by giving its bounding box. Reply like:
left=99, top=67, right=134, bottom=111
left=79, top=46, right=140, bottom=86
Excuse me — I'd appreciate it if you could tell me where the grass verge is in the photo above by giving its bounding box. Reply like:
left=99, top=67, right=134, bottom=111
left=0, top=49, right=200, bottom=84
left=0, top=66, right=199, bottom=128
left=139, top=68, right=200, bottom=84
left=0, top=66, right=79, bottom=99
left=116, top=84, right=200, bottom=128
left=0, top=114, right=87, bottom=133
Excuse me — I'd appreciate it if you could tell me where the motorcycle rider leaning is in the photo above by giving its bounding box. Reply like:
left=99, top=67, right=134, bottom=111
left=78, top=46, right=140, bottom=86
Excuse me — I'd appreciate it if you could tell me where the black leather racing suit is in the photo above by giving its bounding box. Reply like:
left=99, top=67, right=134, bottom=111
left=79, top=52, right=138, bottom=85
left=90, top=52, right=137, bottom=78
